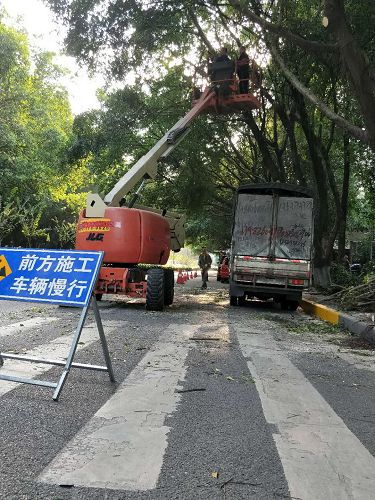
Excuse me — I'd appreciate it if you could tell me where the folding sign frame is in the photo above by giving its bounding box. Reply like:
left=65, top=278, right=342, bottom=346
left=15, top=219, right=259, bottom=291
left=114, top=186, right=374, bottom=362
left=0, top=249, right=115, bottom=401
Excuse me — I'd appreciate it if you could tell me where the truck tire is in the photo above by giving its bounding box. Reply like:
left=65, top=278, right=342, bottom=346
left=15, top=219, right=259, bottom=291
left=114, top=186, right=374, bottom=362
left=287, top=300, right=299, bottom=311
left=280, top=299, right=299, bottom=311
left=146, top=269, right=165, bottom=311
left=164, top=269, right=174, bottom=306
left=230, top=295, right=238, bottom=306
left=230, top=295, right=246, bottom=306
left=238, top=295, right=246, bottom=306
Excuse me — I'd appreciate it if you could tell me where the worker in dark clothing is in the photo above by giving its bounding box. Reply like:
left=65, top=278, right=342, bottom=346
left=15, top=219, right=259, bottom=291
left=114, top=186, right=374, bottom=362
left=236, top=46, right=250, bottom=94
left=211, top=47, right=234, bottom=98
left=206, top=50, right=215, bottom=80
left=198, top=248, right=212, bottom=289
left=214, top=47, right=231, bottom=63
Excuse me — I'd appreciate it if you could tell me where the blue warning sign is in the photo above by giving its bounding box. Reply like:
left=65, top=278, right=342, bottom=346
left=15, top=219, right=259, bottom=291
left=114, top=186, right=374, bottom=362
left=0, top=249, right=103, bottom=307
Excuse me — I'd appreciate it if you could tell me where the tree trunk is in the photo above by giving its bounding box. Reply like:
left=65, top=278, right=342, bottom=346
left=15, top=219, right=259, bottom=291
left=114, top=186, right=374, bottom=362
left=337, top=133, right=350, bottom=261
left=275, top=102, right=307, bottom=185
left=324, top=0, right=375, bottom=150
left=295, top=93, right=336, bottom=287
left=243, top=111, right=282, bottom=181
left=313, top=264, right=332, bottom=289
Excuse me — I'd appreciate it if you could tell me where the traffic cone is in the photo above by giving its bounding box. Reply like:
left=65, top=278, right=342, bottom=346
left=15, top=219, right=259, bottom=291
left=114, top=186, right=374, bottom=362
left=177, top=270, right=184, bottom=284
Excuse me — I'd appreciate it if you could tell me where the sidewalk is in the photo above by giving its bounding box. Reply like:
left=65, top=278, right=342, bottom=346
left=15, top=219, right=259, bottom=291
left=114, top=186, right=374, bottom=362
left=301, top=295, right=375, bottom=342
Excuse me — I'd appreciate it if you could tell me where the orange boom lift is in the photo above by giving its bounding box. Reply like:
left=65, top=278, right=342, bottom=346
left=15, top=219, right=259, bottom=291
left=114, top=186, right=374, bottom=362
left=75, top=63, right=260, bottom=310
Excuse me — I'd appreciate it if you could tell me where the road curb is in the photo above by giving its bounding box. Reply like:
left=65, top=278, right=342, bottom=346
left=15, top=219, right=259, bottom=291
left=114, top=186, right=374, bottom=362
left=301, top=299, right=375, bottom=342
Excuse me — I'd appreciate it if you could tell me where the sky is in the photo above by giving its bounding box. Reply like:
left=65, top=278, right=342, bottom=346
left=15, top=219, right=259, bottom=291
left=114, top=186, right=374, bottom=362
left=0, top=0, right=103, bottom=114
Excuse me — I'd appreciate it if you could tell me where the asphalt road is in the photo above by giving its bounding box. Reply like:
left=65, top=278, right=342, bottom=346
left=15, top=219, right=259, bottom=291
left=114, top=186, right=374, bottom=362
left=1, top=272, right=375, bottom=499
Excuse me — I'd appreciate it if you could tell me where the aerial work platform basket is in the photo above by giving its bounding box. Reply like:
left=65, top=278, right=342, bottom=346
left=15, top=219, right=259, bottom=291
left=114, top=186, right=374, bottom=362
left=192, top=59, right=261, bottom=114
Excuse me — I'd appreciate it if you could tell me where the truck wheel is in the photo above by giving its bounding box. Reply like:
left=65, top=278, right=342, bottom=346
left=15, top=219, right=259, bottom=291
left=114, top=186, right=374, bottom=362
left=146, top=269, right=165, bottom=311
left=280, top=299, right=299, bottom=311
left=164, top=269, right=174, bottom=306
left=230, top=295, right=238, bottom=306
left=287, top=300, right=299, bottom=311
left=238, top=295, right=246, bottom=306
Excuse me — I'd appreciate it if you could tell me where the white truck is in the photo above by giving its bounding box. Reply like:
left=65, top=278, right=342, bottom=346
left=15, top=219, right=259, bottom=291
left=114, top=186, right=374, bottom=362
left=229, top=183, right=314, bottom=310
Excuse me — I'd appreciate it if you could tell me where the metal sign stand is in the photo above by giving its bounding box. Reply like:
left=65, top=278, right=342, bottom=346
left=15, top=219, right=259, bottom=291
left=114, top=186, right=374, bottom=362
left=0, top=296, right=115, bottom=401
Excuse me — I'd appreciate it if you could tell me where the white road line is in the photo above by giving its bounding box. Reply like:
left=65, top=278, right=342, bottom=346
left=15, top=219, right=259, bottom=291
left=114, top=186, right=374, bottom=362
left=39, top=324, right=198, bottom=491
left=237, top=326, right=375, bottom=500
left=0, top=321, right=121, bottom=397
left=0, top=317, right=59, bottom=338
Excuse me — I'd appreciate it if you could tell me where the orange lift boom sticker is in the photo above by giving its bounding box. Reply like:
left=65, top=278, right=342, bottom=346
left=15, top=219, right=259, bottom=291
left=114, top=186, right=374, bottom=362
left=77, top=219, right=113, bottom=233
left=0, top=255, right=12, bottom=281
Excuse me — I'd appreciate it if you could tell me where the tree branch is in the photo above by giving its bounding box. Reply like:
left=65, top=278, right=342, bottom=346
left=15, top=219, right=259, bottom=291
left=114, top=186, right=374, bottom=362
left=269, top=42, right=371, bottom=146
left=227, top=0, right=338, bottom=54
left=187, top=7, right=216, bottom=55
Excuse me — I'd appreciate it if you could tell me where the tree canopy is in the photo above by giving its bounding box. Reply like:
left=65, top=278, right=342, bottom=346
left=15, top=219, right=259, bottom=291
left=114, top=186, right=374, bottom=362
left=0, top=19, right=88, bottom=247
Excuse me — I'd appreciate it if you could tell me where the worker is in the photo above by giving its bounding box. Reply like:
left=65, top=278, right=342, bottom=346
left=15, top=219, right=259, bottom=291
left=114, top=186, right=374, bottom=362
left=236, top=46, right=250, bottom=94
left=206, top=50, right=215, bottom=80
left=198, top=248, right=212, bottom=289
left=214, top=47, right=231, bottom=63
left=211, top=47, right=234, bottom=98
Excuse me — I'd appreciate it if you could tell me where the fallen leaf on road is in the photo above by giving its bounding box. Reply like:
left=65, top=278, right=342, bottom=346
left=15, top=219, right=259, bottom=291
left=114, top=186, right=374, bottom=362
left=212, top=471, right=219, bottom=478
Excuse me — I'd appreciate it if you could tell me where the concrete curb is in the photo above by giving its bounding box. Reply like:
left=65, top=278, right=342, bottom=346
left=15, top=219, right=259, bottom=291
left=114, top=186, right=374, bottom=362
left=301, top=299, right=375, bottom=342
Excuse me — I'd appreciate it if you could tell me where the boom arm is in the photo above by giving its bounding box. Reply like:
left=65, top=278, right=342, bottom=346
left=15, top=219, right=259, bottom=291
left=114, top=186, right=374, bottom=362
left=86, top=87, right=214, bottom=217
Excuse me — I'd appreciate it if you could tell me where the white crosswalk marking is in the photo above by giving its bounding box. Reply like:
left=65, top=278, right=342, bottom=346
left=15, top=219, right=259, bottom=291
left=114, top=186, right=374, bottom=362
left=0, top=317, right=59, bottom=338
left=237, top=326, right=375, bottom=500
left=39, top=325, right=198, bottom=491
left=0, top=321, right=121, bottom=397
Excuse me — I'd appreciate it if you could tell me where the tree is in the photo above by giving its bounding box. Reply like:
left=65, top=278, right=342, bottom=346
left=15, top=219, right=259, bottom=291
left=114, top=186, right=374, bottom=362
left=0, top=19, right=86, bottom=248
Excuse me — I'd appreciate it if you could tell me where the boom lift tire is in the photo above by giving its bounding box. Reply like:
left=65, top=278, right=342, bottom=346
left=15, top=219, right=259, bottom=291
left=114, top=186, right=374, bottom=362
left=146, top=268, right=165, bottom=311
left=164, top=269, right=175, bottom=306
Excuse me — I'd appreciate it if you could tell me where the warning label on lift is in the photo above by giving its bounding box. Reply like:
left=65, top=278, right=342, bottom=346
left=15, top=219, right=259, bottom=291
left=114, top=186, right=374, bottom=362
left=77, top=218, right=113, bottom=233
